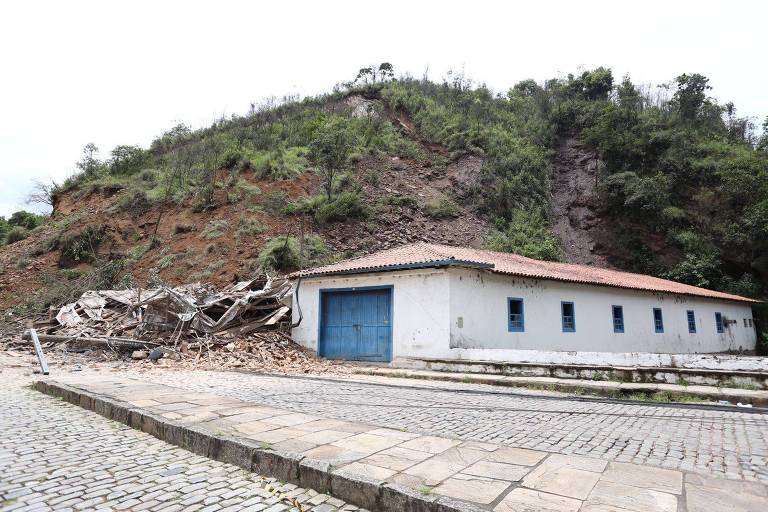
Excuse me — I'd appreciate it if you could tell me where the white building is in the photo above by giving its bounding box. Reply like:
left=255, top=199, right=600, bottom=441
left=290, top=243, right=758, bottom=365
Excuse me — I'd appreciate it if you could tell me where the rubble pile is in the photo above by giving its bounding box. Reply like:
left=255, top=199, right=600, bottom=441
left=8, top=275, right=349, bottom=374
left=42, top=275, right=292, bottom=338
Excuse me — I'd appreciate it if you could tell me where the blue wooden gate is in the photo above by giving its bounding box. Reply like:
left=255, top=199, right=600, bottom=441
left=319, top=286, right=392, bottom=362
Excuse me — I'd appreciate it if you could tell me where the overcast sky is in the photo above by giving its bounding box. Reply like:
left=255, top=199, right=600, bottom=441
left=1, top=0, right=766, bottom=218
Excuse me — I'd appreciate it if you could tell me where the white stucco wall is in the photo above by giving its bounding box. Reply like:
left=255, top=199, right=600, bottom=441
left=290, top=266, right=758, bottom=363
left=290, top=269, right=450, bottom=358
left=446, top=268, right=757, bottom=355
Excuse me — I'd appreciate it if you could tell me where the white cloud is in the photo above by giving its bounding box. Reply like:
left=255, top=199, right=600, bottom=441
left=1, top=0, right=766, bottom=217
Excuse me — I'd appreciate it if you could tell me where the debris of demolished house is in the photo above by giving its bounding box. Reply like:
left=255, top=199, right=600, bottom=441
left=7, top=275, right=349, bottom=373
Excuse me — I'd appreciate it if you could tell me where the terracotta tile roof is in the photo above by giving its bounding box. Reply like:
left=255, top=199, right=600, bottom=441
left=292, top=242, right=759, bottom=303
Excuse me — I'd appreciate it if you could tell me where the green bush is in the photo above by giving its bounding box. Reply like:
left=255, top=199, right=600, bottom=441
left=56, top=225, right=110, bottom=266
left=425, top=199, right=460, bottom=219
left=5, top=226, right=30, bottom=244
left=380, top=194, right=418, bottom=208
left=295, top=191, right=369, bottom=224
left=255, top=234, right=329, bottom=272
left=257, top=236, right=301, bottom=272
left=484, top=209, right=561, bottom=261
left=116, top=188, right=152, bottom=215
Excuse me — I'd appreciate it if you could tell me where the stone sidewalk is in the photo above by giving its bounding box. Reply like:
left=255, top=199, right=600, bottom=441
left=352, top=366, right=768, bottom=406
left=35, top=374, right=768, bottom=512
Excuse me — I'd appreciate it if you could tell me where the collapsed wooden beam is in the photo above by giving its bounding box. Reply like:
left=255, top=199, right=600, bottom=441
left=21, top=331, right=161, bottom=351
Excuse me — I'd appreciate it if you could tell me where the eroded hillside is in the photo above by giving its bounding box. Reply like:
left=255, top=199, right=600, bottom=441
left=0, top=99, right=489, bottom=311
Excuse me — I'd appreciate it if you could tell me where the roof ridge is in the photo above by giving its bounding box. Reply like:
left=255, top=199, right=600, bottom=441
left=292, top=241, right=758, bottom=303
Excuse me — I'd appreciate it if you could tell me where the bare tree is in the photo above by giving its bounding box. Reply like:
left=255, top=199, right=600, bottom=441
left=26, top=179, right=58, bottom=207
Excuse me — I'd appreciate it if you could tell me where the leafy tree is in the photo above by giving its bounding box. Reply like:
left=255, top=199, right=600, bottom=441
left=76, top=143, right=102, bottom=178
left=109, top=145, right=148, bottom=175
left=672, top=73, right=711, bottom=120
left=308, top=118, right=356, bottom=199
left=8, top=210, right=45, bottom=230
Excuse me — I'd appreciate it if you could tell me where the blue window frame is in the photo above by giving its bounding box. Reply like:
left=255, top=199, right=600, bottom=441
left=561, top=302, right=575, bottom=332
left=612, top=305, right=624, bottom=333
left=687, top=310, right=696, bottom=333
left=653, top=308, right=664, bottom=333
left=715, top=312, right=724, bottom=333
left=507, top=298, right=524, bottom=332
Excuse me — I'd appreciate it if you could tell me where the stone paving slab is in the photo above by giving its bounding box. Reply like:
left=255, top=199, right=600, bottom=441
left=34, top=374, right=768, bottom=512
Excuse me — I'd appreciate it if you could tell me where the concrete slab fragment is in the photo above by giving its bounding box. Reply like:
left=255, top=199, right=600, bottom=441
left=601, top=462, right=682, bottom=494
left=297, top=429, right=356, bottom=445
left=539, top=454, right=608, bottom=473
left=495, top=488, right=582, bottom=512
left=398, top=435, right=461, bottom=454
left=434, top=473, right=511, bottom=504
left=233, top=421, right=277, bottom=436
left=261, top=413, right=320, bottom=426
left=292, top=419, right=350, bottom=432
left=403, top=446, right=487, bottom=486
left=271, top=438, right=318, bottom=453
left=249, top=427, right=306, bottom=444
left=331, top=433, right=401, bottom=455
left=362, top=446, right=433, bottom=471
left=301, top=444, right=367, bottom=465
left=685, top=483, right=768, bottom=512
left=339, top=461, right=397, bottom=481
left=463, top=460, right=531, bottom=481
left=486, top=447, right=547, bottom=466
left=585, top=480, right=677, bottom=512
left=366, top=428, right=421, bottom=441
left=685, top=473, right=768, bottom=497
left=523, top=464, right=601, bottom=500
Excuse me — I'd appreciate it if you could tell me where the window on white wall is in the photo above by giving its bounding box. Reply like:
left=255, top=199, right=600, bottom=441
left=653, top=308, right=664, bottom=333
left=687, top=310, right=696, bottom=333
left=507, top=298, right=524, bottom=332
left=561, top=302, right=575, bottom=332
left=612, top=305, right=624, bottom=333
left=715, top=312, right=724, bottom=333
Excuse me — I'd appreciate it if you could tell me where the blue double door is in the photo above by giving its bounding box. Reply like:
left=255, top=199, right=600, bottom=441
left=319, top=287, right=392, bottom=362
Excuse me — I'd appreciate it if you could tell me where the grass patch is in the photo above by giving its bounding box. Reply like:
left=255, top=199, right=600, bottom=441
left=156, top=253, right=176, bottom=270
left=380, top=194, right=418, bottom=208
left=425, top=198, right=459, bottom=219
left=199, top=220, right=229, bottom=240
left=237, top=217, right=267, bottom=238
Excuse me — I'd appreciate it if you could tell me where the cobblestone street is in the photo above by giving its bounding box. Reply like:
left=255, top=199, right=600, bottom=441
left=0, top=370, right=353, bottom=512
left=138, top=370, right=768, bottom=481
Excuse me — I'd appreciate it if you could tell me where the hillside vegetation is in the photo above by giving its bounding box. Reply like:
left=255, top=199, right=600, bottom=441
left=2, top=65, right=767, bottom=320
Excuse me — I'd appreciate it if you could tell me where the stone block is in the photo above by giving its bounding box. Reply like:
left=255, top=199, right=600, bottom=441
left=181, top=425, right=212, bottom=457
left=380, top=483, right=438, bottom=512
left=298, top=458, right=332, bottom=494
left=329, top=467, right=383, bottom=511
left=252, top=448, right=303, bottom=484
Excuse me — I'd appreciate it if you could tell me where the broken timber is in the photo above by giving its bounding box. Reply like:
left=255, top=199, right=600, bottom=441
left=21, top=331, right=161, bottom=351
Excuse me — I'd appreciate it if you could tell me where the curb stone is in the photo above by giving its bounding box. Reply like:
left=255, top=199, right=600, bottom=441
left=33, top=379, right=479, bottom=512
